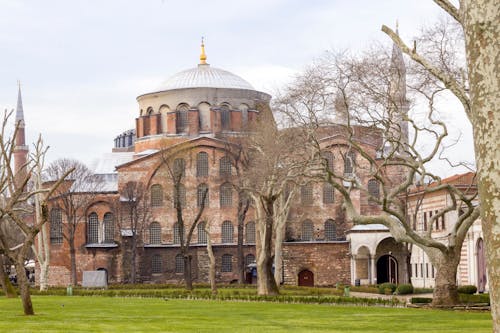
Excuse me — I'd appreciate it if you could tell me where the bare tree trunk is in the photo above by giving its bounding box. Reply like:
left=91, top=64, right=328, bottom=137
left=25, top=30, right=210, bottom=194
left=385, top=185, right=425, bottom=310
left=237, top=195, right=249, bottom=284
left=205, top=225, right=217, bottom=296
left=131, top=234, right=137, bottom=284
left=256, top=200, right=279, bottom=296
left=69, top=239, right=77, bottom=286
left=432, top=261, right=460, bottom=307
left=273, top=223, right=285, bottom=286
left=14, top=259, right=34, bottom=315
left=38, top=260, right=49, bottom=292
left=0, top=255, right=16, bottom=298
left=183, top=254, right=193, bottom=291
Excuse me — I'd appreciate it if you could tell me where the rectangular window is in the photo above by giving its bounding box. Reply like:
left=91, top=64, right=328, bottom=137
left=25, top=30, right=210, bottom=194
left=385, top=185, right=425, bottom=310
left=420, top=263, right=424, bottom=278
left=426, top=263, right=429, bottom=278
left=423, top=212, right=427, bottom=231
left=441, top=214, right=446, bottom=230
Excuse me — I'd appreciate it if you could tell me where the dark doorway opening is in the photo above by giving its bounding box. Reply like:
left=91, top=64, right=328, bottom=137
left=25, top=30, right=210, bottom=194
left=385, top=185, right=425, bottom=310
left=377, top=255, right=398, bottom=284
left=298, top=269, right=314, bottom=287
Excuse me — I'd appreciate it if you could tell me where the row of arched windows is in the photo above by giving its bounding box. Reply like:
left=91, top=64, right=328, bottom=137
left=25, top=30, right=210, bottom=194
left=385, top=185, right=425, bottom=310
left=87, top=212, right=115, bottom=244
left=301, top=219, right=338, bottom=241
left=148, top=221, right=256, bottom=245
left=298, top=180, right=379, bottom=205
left=151, top=253, right=242, bottom=274
left=150, top=182, right=233, bottom=208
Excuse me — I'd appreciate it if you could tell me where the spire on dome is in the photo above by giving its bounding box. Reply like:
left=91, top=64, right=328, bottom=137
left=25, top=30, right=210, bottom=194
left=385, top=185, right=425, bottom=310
left=16, top=80, right=25, bottom=127
left=199, top=37, right=208, bottom=65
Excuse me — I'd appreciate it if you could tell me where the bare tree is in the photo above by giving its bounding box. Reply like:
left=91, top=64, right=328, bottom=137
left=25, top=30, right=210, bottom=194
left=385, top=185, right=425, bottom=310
left=277, top=48, right=480, bottom=305
left=45, top=159, right=103, bottom=286
left=0, top=110, right=69, bottom=315
left=203, top=220, right=217, bottom=295
left=115, top=181, right=151, bottom=283
left=0, top=255, right=16, bottom=297
left=381, top=1, right=499, bottom=327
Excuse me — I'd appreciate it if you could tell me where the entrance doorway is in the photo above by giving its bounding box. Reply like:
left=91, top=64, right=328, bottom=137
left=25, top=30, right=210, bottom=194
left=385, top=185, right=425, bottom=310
left=298, top=269, right=314, bottom=287
left=477, top=238, right=487, bottom=292
left=377, top=255, right=398, bottom=284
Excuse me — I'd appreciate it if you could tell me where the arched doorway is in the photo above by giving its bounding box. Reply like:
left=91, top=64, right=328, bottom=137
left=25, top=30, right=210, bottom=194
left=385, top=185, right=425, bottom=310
left=298, top=269, right=314, bottom=287
left=377, top=255, right=398, bottom=284
left=477, top=238, right=487, bottom=293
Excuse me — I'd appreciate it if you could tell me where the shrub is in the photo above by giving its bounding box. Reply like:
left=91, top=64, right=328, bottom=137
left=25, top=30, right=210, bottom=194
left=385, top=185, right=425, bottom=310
left=413, top=287, right=433, bottom=294
left=350, top=286, right=379, bottom=294
left=457, top=285, right=477, bottom=295
left=396, top=284, right=414, bottom=295
left=410, top=297, right=432, bottom=304
left=459, top=293, right=490, bottom=305
left=378, top=283, right=397, bottom=294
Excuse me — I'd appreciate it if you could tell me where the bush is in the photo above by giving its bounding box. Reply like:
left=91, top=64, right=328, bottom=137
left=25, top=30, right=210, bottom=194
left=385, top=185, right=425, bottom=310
left=350, top=286, right=379, bottom=294
left=413, top=287, right=433, bottom=294
left=410, top=297, right=432, bottom=304
left=396, top=284, right=414, bottom=295
left=378, top=283, right=397, bottom=294
left=457, top=285, right=477, bottom=295
left=459, top=293, right=490, bottom=305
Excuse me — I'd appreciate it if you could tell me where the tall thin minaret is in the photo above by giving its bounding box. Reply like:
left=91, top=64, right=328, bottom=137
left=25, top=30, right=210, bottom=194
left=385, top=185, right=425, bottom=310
left=388, top=21, right=409, bottom=145
left=14, top=81, right=29, bottom=186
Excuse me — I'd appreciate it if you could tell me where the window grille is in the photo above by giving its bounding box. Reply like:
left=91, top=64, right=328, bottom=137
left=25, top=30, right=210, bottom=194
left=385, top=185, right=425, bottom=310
left=87, top=212, right=99, bottom=244
left=221, top=221, right=234, bottom=243
left=175, top=254, right=184, bottom=273
left=219, top=182, right=233, bottom=207
left=221, top=254, right=233, bottom=272
left=322, top=182, right=334, bottom=204
left=344, top=151, right=355, bottom=176
left=367, top=179, right=380, bottom=201
left=324, top=219, right=336, bottom=241
left=50, top=208, right=63, bottom=244
left=322, top=151, right=334, bottom=171
left=173, top=184, right=186, bottom=208
left=245, top=221, right=256, bottom=244
left=220, top=104, right=230, bottom=130
left=151, top=254, right=162, bottom=274
left=173, top=158, right=185, bottom=180
left=301, top=184, right=313, bottom=205
left=149, top=222, right=161, bottom=244
left=219, top=156, right=232, bottom=177
left=150, top=184, right=163, bottom=207
left=197, top=183, right=209, bottom=207
left=196, top=152, right=209, bottom=177
left=173, top=222, right=183, bottom=244
left=103, top=212, right=114, bottom=243
left=302, top=220, right=314, bottom=241
left=176, top=104, right=189, bottom=133
left=197, top=221, right=207, bottom=244
left=245, top=254, right=255, bottom=267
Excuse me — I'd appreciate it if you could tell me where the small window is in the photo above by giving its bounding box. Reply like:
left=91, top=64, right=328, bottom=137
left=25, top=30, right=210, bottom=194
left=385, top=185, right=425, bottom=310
left=149, top=222, right=161, bottom=244
left=197, top=152, right=209, bottom=177
left=175, top=254, right=184, bottom=273
left=150, top=184, right=163, bottom=207
left=221, top=254, right=233, bottom=272
left=245, top=221, right=256, bottom=244
left=197, top=221, right=207, bottom=244
left=220, top=182, right=233, bottom=207
left=367, top=179, right=380, bottom=201
left=50, top=208, right=63, bottom=244
left=173, top=158, right=185, bottom=180
left=302, top=220, right=314, bottom=241
left=301, top=184, right=313, bottom=205
left=220, top=104, right=231, bottom=131
left=87, top=212, right=99, bottom=244
left=176, top=104, right=189, bottom=133
left=322, top=151, right=334, bottom=172
left=173, top=222, right=182, bottom=244
left=103, top=212, right=114, bottom=243
left=221, top=221, right=234, bottom=243
left=219, top=156, right=232, bottom=177
left=344, top=151, right=355, bottom=176
left=197, top=183, right=209, bottom=207
left=173, top=184, right=186, bottom=208
left=245, top=254, right=255, bottom=267
left=322, top=182, right=334, bottom=204
left=324, top=219, right=336, bottom=241
left=151, top=254, right=162, bottom=274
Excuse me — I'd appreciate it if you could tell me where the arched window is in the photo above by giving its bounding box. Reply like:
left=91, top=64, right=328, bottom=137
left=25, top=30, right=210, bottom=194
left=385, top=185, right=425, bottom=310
left=245, top=254, right=255, bottom=267
left=221, top=254, right=233, bottom=272
left=176, top=104, right=189, bottom=133
left=198, top=102, right=211, bottom=132
left=173, top=158, right=185, bottom=180
left=149, top=222, right=161, bottom=244
left=324, top=219, right=337, bottom=241
left=245, top=221, right=256, bottom=244
left=50, top=208, right=63, bottom=244
left=151, top=254, right=162, bottom=274
left=150, top=184, right=163, bottom=207
left=240, top=104, right=249, bottom=127
left=219, top=156, right=232, bottom=177
left=220, top=182, right=233, bottom=207
left=173, top=184, right=186, bottom=208
left=301, top=184, right=313, bottom=205
left=220, top=104, right=231, bottom=131
left=87, top=212, right=99, bottom=244
left=175, top=254, right=184, bottom=273
left=323, top=182, right=334, bottom=204
left=344, top=151, right=355, bottom=176
left=221, top=221, right=234, bottom=243
left=368, top=179, right=380, bottom=201
left=197, top=221, right=207, bottom=244
left=196, top=152, right=209, bottom=177
left=197, top=183, right=209, bottom=207
left=302, top=220, right=314, bottom=241
left=322, top=151, right=334, bottom=172
left=173, top=222, right=183, bottom=244
left=103, top=212, right=114, bottom=243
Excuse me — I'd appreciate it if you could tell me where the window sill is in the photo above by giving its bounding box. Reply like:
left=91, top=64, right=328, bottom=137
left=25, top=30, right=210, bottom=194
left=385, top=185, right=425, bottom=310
left=85, top=243, right=118, bottom=248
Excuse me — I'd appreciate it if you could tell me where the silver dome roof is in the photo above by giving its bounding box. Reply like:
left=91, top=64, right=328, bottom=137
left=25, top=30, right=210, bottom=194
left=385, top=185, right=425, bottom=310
left=158, top=64, right=255, bottom=91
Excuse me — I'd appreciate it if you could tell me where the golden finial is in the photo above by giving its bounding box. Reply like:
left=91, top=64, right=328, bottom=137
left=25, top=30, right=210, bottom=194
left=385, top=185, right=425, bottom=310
left=200, top=37, right=207, bottom=65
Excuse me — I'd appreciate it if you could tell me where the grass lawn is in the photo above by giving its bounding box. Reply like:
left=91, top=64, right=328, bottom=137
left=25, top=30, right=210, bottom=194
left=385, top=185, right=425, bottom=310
left=0, top=296, right=492, bottom=333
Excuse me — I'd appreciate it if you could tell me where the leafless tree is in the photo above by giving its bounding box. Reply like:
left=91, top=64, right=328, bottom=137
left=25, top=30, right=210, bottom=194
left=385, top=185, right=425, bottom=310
left=0, top=110, right=69, bottom=315
left=203, top=219, right=217, bottom=295
left=277, top=47, right=479, bottom=305
left=45, top=158, right=103, bottom=286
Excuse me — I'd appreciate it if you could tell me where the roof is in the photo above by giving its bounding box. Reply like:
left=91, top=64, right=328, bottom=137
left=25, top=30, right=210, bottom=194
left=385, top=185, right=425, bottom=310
left=350, top=224, right=389, bottom=232
left=409, top=172, right=477, bottom=195
left=90, top=152, right=135, bottom=174
left=157, top=64, right=255, bottom=91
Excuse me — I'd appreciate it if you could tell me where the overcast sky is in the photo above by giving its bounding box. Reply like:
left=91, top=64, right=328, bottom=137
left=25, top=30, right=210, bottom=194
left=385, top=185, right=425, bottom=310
left=0, top=0, right=473, bottom=176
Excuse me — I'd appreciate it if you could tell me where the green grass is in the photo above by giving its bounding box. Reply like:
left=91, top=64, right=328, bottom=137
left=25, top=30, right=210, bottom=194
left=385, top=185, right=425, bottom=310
left=0, top=296, right=492, bottom=333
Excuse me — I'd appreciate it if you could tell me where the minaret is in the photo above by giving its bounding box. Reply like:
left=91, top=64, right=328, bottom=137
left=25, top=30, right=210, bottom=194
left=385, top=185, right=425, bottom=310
left=388, top=21, right=409, bottom=145
left=14, top=81, right=29, bottom=187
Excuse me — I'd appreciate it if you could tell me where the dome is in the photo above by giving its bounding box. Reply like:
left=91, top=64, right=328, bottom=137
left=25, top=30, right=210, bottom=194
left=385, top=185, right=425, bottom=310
left=158, top=64, right=255, bottom=91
